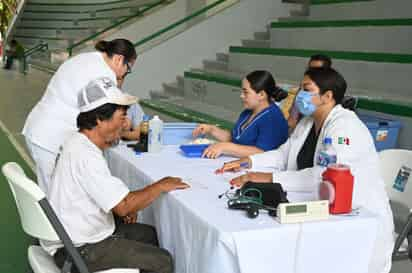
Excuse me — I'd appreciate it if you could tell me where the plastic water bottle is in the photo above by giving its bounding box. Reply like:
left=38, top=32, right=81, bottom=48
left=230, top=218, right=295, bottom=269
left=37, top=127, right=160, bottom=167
left=148, top=115, right=163, bottom=153
left=317, top=137, right=337, bottom=167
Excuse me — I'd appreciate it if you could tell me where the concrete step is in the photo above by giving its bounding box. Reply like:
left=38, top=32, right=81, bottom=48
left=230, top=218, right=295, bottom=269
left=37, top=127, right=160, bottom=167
left=309, top=0, right=412, bottom=20
left=278, top=16, right=309, bottom=22
left=190, top=68, right=245, bottom=81
left=202, top=59, right=228, bottom=71
left=21, top=8, right=136, bottom=20
left=163, top=82, right=184, bottom=97
left=15, top=27, right=94, bottom=39
left=149, top=90, right=170, bottom=100
left=270, top=19, right=412, bottom=54
left=177, top=75, right=184, bottom=88
left=25, top=0, right=158, bottom=12
left=19, top=16, right=126, bottom=28
left=253, top=31, right=270, bottom=40
left=157, top=96, right=239, bottom=123
left=228, top=46, right=412, bottom=103
left=216, top=52, right=229, bottom=63
left=140, top=98, right=235, bottom=129
left=241, top=39, right=270, bottom=48
left=15, top=36, right=71, bottom=51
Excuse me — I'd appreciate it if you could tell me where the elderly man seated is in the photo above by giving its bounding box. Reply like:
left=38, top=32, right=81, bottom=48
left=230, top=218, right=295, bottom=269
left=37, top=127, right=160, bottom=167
left=41, top=77, right=189, bottom=273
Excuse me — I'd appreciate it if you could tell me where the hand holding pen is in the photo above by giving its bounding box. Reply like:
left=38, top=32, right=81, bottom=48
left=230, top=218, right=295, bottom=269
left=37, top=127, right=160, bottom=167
left=215, top=157, right=251, bottom=174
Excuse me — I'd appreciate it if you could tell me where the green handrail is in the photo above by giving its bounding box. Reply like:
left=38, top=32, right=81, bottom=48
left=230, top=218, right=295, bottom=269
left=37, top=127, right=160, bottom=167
left=67, top=0, right=167, bottom=56
left=133, top=0, right=229, bottom=48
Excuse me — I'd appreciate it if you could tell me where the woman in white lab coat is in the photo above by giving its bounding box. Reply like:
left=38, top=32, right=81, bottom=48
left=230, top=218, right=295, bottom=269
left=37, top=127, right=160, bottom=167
left=23, top=39, right=137, bottom=195
left=219, top=67, right=394, bottom=273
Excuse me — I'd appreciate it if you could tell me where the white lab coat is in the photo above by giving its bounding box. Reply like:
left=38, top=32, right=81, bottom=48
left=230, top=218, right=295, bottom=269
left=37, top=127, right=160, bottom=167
left=22, top=52, right=116, bottom=193
left=250, top=105, right=394, bottom=273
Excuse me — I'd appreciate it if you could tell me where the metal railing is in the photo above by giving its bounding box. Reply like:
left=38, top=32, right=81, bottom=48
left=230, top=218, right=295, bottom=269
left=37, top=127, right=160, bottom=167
left=21, top=41, right=48, bottom=74
left=67, top=0, right=170, bottom=56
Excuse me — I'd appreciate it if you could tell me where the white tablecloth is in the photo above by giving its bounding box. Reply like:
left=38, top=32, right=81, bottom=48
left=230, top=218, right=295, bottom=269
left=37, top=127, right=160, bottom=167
left=106, top=145, right=378, bottom=273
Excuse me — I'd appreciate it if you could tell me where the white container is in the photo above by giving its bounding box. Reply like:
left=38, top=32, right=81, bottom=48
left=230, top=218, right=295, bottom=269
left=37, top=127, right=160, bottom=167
left=148, top=115, right=163, bottom=153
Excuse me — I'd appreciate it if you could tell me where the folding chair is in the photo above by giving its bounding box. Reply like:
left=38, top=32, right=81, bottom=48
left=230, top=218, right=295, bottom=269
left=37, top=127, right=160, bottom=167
left=379, top=149, right=412, bottom=261
left=2, top=162, right=139, bottom=273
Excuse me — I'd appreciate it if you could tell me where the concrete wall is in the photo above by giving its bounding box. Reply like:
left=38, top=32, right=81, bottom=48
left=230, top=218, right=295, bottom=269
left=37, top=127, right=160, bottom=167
left=89, top=0, right=296, bottom=98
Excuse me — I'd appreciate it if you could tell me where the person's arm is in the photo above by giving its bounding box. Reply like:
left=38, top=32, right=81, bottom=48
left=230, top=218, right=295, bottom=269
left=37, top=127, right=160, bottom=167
left=203, top=142, right=263, bottom=159
left=192, top=124, right=231, bottom=142
left=112, top=176, right=189, bottom=217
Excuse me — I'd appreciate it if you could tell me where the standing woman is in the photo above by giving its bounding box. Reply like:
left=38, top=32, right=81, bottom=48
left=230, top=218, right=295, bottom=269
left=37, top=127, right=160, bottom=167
left=23, top=39, right=137, bottom=194
left=192, top=70, right=288, bottom=159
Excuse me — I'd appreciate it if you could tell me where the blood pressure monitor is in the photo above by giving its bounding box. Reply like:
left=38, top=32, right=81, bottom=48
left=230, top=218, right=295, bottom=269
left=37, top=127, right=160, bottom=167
left=277, top=201, right=329, bottom=224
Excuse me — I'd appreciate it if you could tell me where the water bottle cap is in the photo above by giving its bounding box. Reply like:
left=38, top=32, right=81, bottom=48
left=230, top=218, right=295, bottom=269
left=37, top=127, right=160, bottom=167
left=323, top=137, right=332, bottom=144
left=143, top=114, right=151, bottom=121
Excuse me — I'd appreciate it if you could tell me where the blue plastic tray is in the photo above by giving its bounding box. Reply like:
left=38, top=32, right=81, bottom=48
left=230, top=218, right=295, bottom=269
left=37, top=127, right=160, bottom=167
left=179, top=144, right=210, bottom=157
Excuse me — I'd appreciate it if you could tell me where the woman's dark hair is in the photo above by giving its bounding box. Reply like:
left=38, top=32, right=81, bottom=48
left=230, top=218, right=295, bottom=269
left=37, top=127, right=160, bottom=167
left=95, top=39, right=137, bottom=64
left=309, top=54, right=332, bottom=68
left=304, top=67, right=347, bottom=105
left=245, top=70, right=288, bottom=102
left=77, top=103, right=128, bottom=130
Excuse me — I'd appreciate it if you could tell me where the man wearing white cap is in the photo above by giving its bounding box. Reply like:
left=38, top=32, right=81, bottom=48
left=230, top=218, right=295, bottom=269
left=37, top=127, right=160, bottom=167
left=43, top=77, right=189, bottom=273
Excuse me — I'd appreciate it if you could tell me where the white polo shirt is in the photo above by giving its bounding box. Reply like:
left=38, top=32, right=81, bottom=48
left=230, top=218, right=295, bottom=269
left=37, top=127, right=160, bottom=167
left=23, top=51, right=116, bottom=153
left=41, top=132, right=129, bottom=255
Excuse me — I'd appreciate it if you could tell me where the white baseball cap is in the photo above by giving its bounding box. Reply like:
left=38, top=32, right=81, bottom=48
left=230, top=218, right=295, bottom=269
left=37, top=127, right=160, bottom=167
left=78, top=77, right=138, bottom=113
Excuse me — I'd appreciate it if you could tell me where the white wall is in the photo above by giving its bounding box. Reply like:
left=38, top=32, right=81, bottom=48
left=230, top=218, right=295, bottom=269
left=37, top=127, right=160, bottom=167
left=97, top=0, right=296, bottom=98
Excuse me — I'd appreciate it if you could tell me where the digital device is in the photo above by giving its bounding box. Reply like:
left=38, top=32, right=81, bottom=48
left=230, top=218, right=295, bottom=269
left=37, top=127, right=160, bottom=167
left=277, top=200, right=329, bottom=224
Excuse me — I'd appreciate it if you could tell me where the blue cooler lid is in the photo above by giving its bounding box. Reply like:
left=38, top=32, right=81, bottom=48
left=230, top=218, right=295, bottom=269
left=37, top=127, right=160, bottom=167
left=358, top=114, right=402, bottom=129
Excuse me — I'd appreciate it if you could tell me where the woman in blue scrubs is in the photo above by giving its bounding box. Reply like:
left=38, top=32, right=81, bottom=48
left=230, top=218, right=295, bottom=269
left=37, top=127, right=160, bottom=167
left=192, top=70, right=288, bottom=158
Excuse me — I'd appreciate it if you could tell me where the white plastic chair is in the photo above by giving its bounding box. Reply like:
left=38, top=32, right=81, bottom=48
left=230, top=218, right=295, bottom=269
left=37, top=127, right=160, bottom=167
left=379, top=149, right=412, bottom=261
left=2, top=162, right=139, bottom=273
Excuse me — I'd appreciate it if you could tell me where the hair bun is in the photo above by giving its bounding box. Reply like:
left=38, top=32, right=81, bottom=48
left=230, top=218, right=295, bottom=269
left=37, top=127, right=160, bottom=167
left=95, top=40, right=110, bottom=52
left=272, top=86, right=288, bottom=102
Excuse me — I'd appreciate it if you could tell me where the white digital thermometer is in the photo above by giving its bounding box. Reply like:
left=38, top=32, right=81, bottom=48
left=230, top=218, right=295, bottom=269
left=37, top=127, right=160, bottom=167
left=277, top=200, right=329, bottom=224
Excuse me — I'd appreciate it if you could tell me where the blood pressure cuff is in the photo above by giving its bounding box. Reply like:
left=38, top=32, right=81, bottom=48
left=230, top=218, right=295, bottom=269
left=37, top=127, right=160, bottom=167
left=241, top=182, right=288, bottom=208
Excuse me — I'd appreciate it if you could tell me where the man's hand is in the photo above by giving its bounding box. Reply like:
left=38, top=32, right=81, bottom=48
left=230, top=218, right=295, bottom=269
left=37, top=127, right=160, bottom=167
left=123, top=212, right=137, bottom=224
left=156, top=176, right=190, bottom=192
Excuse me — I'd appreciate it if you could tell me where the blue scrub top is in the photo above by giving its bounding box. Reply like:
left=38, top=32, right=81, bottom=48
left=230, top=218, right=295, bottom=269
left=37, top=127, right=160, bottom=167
left=231, top=103, right=288, bottom=151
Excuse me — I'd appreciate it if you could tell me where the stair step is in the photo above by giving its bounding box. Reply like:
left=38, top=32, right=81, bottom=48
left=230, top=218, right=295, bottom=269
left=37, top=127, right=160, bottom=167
left=163, top=82, right=184, bottom=97
left=278, top=16, right=309, bottom=22
left=253, top=31, right=270, bottom=40
left=202, top=60, right=228, bottom=71
left=141, top=98, right=237, bottom=128
left=241, top=39, right=270, bottom=48
left=149, top=90, right=170, bottom=100
left=270, top=18, right=412, bottom=54
left=216, top=52, right=229, bottom=63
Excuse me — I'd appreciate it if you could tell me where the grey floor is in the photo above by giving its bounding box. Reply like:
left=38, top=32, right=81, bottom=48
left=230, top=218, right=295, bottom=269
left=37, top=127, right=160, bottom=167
left=0, top=63, right=411, bottom=273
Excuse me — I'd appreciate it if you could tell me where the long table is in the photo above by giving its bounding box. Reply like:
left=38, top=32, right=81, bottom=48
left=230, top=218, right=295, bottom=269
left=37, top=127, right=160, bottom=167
left=106, top=144, right=378, bottom=273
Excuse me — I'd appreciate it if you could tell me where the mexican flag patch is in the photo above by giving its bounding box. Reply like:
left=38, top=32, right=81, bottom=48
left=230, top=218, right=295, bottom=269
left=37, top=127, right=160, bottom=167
left=338, top=137, right=350, bottom=145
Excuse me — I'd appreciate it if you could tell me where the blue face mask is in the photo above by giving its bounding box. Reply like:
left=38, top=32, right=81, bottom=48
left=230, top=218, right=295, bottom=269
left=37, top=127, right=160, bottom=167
left=295, top=90, right=317, bottom=116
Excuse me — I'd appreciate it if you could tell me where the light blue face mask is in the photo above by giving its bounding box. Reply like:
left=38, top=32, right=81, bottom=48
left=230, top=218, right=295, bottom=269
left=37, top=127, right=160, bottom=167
left=295, top=90, right=318, bottom=116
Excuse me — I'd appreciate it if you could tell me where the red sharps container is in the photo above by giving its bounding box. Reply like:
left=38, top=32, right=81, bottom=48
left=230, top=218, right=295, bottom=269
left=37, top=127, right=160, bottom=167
left=319, top=164, right=354, bottom=214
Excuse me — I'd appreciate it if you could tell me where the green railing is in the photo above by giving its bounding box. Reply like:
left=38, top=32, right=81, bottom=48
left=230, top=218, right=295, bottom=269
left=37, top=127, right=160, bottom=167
left=133, top=0, right=232, bottom=48
left=67, top=0, right=168, bottom=56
